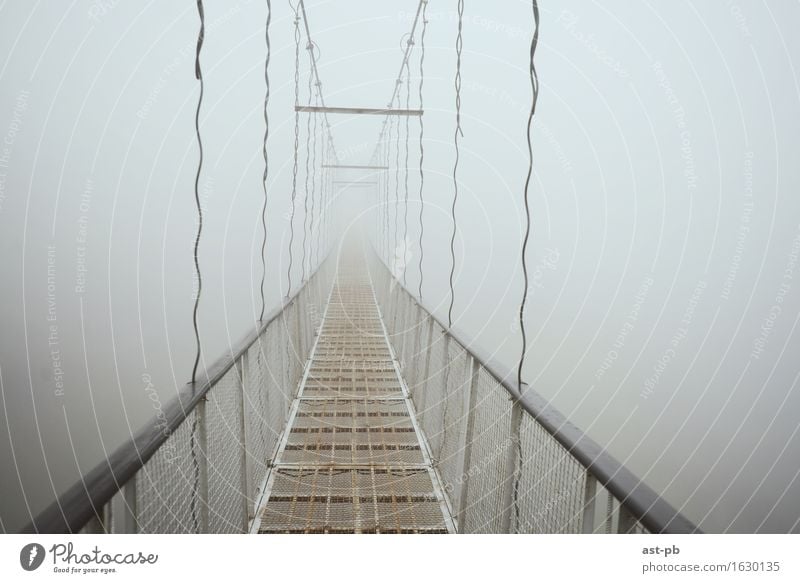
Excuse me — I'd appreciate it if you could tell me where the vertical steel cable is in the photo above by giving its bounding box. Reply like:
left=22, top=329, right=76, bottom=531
left=417, top=1, right=428, bottom=299
left=189, top=0, right=205, bottom=534
left=402, top=40, right=412, bottom=286
left=301, top=47, right=313, bottom=283
left=383, top=124, right=392, bottom=266
left=517, top=0, right=540, bottom=396
left=259, top=0, right=272, bottom=321
left=311, top=87, right=320, bottom=269
left=393, top=93, right=401, bottom=263
left=448, top=0, right=465, bottom=328
left=513, top=0, right=541, bottom=534
left=191, top=0, right=205, bottom=384
left=286, top=14, right=301, bottom=297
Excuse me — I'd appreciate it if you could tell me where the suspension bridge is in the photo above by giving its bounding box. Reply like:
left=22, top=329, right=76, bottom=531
left=23, top=1, right=699, bottom=534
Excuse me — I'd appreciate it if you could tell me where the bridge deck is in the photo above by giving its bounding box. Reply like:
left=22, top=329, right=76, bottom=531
left=253, top=253, right=454, bottom=533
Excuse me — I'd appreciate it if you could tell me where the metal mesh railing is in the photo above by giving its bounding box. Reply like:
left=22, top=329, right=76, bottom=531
left=29, top=259, right=334, bottom=534
left=369, top=252, right=699, bottom=534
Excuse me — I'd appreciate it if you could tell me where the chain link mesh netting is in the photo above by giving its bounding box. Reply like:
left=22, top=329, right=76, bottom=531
left=124, top=261, right=333, bottom=533
left=135, top=409, right=202, bottom=533
left=369, top=252, right=648, bottom=534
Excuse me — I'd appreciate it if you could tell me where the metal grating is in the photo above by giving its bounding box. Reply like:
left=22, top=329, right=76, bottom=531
left=256, top=251, right=453, bottom=533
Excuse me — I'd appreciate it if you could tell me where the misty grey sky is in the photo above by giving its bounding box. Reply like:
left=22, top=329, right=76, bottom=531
left=1, top=0, right=799, bottom=533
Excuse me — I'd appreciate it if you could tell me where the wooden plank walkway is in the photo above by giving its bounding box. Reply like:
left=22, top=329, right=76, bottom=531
left=253, top=251, right=454, bottom=533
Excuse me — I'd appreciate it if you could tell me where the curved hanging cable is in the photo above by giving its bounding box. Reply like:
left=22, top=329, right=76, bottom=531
left=258, top=0, right=272, bottom=321
left=301, top=46, right=313, bottom=283
left=189, top=0, right=205, bottom=535
left=383, top=127, right=391, bottom=260
left=448, top=0, right=465, bottom=329
left=310, top=82, right=319, bottom=270
left=417, top=1, right=428, bottom=300
left=191, top=0, right=205, bottom=384
left=393, top=92, right=401, bottom=265
left=517, top=0, right=540, bottom=397
left=513, top=0, right=541, bottom=534
left=402, top=39, right=413, bottom=286
left=286, top=14, right=301, bottom=297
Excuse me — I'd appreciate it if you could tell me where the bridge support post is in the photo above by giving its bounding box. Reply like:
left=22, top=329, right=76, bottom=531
left=195, top=399, right=210, bottom=533
left=500, top=400, right=523, bottom=533
left=417, top=317, right=435, bottom=416
left=617, top=505, right=638, bottom=533
left=107, top=481, right=138, bottom=533
left=237, top=352, right=250, bottom=531
left=456, top=356, right=481, bottom=532
left=581, top=473, right=597, bottom=533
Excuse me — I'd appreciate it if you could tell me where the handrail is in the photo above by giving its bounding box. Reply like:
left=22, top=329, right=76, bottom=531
left=370, top=251, right=701, bottom=534
left=23, top=258, right=331, bottom=534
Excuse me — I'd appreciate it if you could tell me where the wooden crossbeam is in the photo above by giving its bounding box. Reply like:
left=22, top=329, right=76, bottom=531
left=296, top=105, right=423, bottom=117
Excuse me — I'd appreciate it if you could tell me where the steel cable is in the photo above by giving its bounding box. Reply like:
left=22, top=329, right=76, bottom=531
left=417, top=1, right=428, bottom=299
left=190, top=0, right=205, bottom=534
left=517, top=0, right=540, bottom=402
left=286, top=14, right=301, bottom=297
left=402, top=40, right=412, bottom=286
left=448, top=0, right=464, bottom=329
left=513, top=0, right=541, bottom=534
left=191, top=0, right=205, bottom=384
left=301, top=49, right=313, bottom=282
left=258, top=0, right=272, bottom=321
left=311, top=87, right=320, bottom=268
left=393, top=93, right=401, bottom=265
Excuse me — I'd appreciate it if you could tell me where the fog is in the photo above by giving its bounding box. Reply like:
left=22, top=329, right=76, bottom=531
left=1, top=1, right=799, bottom=533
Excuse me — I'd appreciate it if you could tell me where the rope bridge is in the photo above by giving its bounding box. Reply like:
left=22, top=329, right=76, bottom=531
left=25, top=241, right=697, bottom=534
left=22, top=1, right=700, bottom=534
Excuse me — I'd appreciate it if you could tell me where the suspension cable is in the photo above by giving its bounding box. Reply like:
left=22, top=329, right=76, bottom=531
left=301, top=47, right=313, bottom=283
left=189, top=0, right=205, bottom=535
left=310, top=80, right=319, bottom=269
left=191, top=0, right=205, bottom=384
left=286, top=13, right=301, bottom=297
left=402, top=38, right=413, bottom=286
left=392, top=92, right=401, bottom=264
left=297, top=0, right=339, bottom=162
left=517, top=0, right=540, bottom=398
left=417, top=1, right=428, bottom=299
left=258, top=0, right=272, bottom=321
left=513, top=0, right=542, bottom=534
left=448, top=0, right=465, bottom=329
left=367, top=0, right=426, bottom=166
